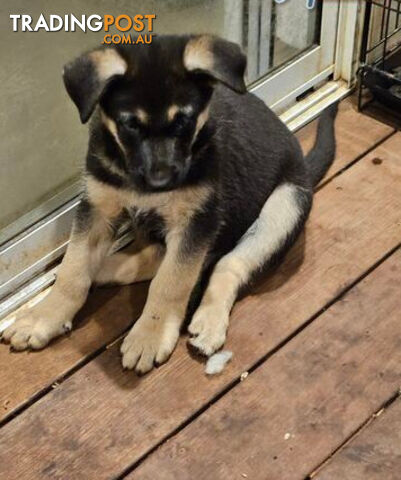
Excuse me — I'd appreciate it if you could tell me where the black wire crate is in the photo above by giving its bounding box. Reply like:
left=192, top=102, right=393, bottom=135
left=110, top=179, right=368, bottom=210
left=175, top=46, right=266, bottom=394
left=359, top=0, right=401, bottom=112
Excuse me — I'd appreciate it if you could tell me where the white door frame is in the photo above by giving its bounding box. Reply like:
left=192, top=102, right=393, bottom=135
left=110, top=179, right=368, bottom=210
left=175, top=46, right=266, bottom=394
left=253, top=0, right=340, bottom=110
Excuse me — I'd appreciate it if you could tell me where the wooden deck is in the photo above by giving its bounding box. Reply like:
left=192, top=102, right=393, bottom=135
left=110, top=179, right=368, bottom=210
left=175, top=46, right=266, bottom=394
left=0, top=97, right=400, bottom=480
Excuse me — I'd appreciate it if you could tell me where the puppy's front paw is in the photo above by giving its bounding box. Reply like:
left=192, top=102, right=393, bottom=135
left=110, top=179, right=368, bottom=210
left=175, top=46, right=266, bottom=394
left=188, top=304, right=229, bottom=356
left=1, top=305, right=72, bottom=351
left=121, top=314, right=180, bottom=375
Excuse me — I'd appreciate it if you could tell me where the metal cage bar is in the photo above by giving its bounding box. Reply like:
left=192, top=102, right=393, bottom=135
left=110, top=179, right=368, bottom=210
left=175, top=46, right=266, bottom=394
left=358, top=0, right=401, bottom=111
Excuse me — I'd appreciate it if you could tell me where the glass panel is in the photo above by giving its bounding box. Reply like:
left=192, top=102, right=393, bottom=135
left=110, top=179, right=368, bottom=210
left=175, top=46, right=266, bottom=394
left=0, top=0, right=322, bottom=239
left=244, top=0, right=322, bottom=83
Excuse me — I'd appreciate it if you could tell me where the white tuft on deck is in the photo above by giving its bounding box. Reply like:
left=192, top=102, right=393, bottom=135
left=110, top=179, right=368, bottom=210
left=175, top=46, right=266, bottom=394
left=205, top=350, right=233, bottom=375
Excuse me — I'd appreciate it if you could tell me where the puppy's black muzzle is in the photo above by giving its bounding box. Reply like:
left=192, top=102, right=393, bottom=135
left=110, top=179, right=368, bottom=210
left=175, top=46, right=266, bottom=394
left=140, top=138, right=185, bottom=191
left=145, top=163, right=180, bottom=190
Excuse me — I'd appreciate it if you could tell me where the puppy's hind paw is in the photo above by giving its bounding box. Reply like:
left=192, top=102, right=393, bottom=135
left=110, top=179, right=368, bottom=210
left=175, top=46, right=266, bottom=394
left=188, top=305, right=229, bottom=357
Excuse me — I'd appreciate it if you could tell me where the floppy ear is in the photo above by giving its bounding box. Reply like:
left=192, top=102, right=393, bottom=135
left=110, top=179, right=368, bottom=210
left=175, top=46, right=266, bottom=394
left=62, top=48, right=127, bottom=123
left=183, top=35, right=246, bottom=93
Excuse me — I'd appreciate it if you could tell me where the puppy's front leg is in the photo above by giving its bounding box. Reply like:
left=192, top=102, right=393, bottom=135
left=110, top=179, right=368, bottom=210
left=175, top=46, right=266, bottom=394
left=121, top=231, right=207, bottom=374
left=1, top=200, right=117, bottom=350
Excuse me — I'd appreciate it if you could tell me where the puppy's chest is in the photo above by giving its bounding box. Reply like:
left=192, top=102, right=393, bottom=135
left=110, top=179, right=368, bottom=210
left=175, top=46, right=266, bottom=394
left=130, top=191, right=201, bottom=231
left=87, top=176, right=212, bottom=233
left=129, top=207, right=166, bottom=243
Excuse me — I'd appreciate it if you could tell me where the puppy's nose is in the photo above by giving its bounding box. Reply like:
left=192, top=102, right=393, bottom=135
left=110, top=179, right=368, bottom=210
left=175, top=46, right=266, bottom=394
left=146, top=164, right=178, bottom=189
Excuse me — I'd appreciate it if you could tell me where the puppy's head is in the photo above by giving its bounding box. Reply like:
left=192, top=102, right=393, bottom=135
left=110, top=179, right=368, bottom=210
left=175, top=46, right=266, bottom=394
left=63, top=35, right=246, bottom=191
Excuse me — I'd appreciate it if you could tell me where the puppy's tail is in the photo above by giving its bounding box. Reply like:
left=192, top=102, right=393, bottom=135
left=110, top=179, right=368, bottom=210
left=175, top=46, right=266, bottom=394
left=304, top=102, right=339, bottom=187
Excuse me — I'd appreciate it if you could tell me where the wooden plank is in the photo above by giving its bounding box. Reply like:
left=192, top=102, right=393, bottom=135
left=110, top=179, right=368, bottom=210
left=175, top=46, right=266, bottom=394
left=0, top=134, right=400, bottom=479
left=0, top=98, right=393, bottom=423
left=314, top=398, right=401, bottom=480
left=296, top=98, right=394, bottom=184
left=0, top=283, right=148, bottom=421
left=131, top=250, right=401, bottom=480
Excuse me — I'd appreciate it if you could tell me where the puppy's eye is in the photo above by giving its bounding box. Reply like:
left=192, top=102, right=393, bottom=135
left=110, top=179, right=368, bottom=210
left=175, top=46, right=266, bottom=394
left=118, top=112, right=142, bottom=132
left=170, top=112, right=193, bottom=136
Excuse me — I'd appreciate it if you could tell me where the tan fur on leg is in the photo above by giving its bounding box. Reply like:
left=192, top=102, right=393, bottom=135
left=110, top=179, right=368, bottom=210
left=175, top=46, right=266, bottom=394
left=121, top=231, right=208, bottom=374
left=2, top=208, right=118, bottom=350
left=189, top=183, right=305, bottom=356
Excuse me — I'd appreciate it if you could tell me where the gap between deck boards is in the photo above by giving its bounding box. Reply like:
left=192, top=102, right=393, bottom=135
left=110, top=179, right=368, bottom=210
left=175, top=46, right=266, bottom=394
left=314, top=396, right=401, bottom=479
left=307, top=390, right=401, bottom=479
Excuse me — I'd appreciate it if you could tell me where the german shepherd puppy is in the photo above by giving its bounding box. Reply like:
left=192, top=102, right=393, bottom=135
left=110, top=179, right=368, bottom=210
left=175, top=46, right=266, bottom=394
left=2, top=35, right=337, bottom=374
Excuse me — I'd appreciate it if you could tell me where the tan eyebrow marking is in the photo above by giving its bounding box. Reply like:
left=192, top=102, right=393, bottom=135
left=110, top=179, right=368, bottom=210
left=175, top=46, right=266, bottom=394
left=167, top=105, right=179, bottom=122
left=135, top=108, right=148, bottom=124
left=167, top=104, right=194, bottom=122
left=195, top=105, right=209, bottom=136
left=100, top=110, right=126, bottom=154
